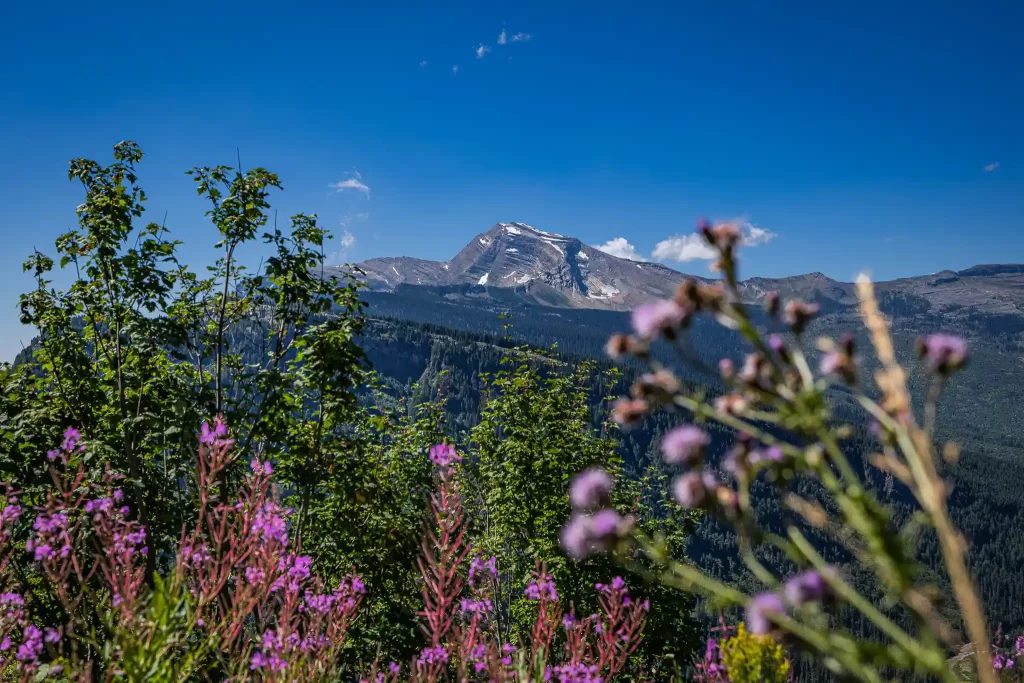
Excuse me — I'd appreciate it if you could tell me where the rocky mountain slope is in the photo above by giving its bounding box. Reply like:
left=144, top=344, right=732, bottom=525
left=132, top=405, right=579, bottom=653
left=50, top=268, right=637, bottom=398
left=335, top=222, right=1024, bottom=319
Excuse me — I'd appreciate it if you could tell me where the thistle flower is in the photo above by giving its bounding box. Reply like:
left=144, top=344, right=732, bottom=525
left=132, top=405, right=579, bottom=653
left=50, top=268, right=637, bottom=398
left=746, top=592, right=784, bottom=635
left=631, top=299, right=689, bottom=339
left=605, top=333, right=634, bottom=359
left=784, top=569, right=831, bottom=606
left=672, top=471, right=718, bottom=509
left=560, top=508, right=629, bottom=559
left=569, top=468, right=614, bottom=511
left=714, top=393, right=749, bottom=416
left=632, top=370, right=681, bottom=402
left=749, top=446, right=785, bottom=466
left=699, top=220, right=742, bottom=252
left=916, top=334, right=969, bottom=374
left=660, top=425, right=709, bottom=466
left=612, top=398, right=648, bottom=429
left=783, top=300, right=820, bottom=335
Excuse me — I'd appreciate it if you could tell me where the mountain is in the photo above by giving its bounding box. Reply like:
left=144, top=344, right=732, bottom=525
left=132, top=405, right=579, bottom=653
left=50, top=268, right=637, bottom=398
left=340, top=222, right=701, bottom=310
left=337, top=222, right=1024, bottom=320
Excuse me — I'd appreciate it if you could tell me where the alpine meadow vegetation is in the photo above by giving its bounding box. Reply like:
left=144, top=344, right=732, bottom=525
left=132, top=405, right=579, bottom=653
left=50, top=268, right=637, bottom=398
left=0, top=142, right=1016, bottom=681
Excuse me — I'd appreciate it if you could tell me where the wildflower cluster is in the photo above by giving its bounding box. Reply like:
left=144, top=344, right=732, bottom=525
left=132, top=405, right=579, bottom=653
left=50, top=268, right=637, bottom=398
left=379, top=445, right=649, bottom=683
left=0, top=419, right=366, bottom=681
left=565, top=218, right=993, bottom=683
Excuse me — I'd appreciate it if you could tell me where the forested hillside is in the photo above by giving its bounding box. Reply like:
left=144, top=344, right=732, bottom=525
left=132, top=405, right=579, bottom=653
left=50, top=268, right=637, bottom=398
left=356, top=298, right=1024, bottom=663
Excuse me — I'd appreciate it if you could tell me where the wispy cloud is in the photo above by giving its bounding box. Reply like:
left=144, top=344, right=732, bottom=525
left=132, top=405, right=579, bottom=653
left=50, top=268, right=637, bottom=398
left=594, top=237, right=647, bottom=262
left=419, top=60, right=428, bottom=68
left=985, top=162, right=1000, bottom=172
left=329, top=172, right=370, bottom=198
left=744, top=223, right=777, bottom=245
left=511, top=32, right=531, bottom=42
left=327, top=214, right=369, bottom=265
left=452, top=64, right=459, bottom=75
left=652, top=221, right=777, bottom=263
left=497, top=29, right=507, bottom=45
left=475, top=43, right=491, bottom=58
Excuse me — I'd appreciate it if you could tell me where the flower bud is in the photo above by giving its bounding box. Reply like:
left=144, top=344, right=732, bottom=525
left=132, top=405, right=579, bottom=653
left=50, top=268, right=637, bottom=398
left=783, top=300, right=820, bottom=335
left=612, top=398, right=648, bottom=430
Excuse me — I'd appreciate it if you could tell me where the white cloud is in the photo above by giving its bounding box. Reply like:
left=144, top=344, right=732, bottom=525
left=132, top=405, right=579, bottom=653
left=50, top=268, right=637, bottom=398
left=419, top=60, right=428, bottom=67
left=652, top=221, right=777, bottom=262
left=595, top=237, right=646, bottom=262
left=327, top=214, right=368, bottom=265
left=497, top=29, right=507, bottom=45
left=511, top=32, right=531, bottom=42
left=744, top=223, right=777, bottom=245
left=475, top=43, right=491, bottom=58
left=329, top=172, right=370, bottom=197
left=985, top=162, right=1000, bottom=172
left=452, top=64, right=459, bottom=75
left=651, top=234, right=716, bottom=262
left=340, top=230, right=356, bottom=250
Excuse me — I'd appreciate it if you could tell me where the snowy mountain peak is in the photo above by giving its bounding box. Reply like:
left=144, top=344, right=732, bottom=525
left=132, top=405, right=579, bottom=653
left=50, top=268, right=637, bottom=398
left=349, top=222, right=691, bottom=310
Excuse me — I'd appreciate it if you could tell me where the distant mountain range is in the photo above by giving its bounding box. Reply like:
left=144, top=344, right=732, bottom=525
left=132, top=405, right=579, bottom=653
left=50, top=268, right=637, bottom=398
left=331, top=222, right=1024, bottom=319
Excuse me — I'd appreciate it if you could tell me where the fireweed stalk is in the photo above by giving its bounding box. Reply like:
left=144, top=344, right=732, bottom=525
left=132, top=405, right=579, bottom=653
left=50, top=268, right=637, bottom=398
left=6, top=419, right=365, bottom=681
left=378, top=443, right=649, bottom=683
left=564, top=219, right=996, bottom=683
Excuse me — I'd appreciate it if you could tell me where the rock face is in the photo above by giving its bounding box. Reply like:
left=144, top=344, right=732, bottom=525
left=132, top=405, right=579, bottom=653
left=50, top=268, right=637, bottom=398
left=335, top=222, right=1024, bottom=317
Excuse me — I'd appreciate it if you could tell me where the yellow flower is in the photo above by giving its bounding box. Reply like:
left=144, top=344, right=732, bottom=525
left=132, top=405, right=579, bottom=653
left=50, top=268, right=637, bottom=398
left=720, top=622, right=791, bottom=683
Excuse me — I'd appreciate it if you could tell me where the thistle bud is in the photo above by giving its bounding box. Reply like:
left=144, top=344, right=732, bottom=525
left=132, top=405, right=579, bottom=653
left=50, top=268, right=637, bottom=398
left=612, top=398, right=648, bottom=430
left=783, top=300, right=820, bottom=335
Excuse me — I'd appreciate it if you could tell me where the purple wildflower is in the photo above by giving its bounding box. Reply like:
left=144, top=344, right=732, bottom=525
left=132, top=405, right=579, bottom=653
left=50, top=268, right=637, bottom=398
left=569, top=468, right=614, bottom=511
left=916, top=334, right=969, bottom=374
left=417, top=644, right=449, bottom=665
left=746, top=592, right=785, bottom=635
left=62, top=427, right=84, bottom=453
left=251, top=502, right=290, bottom=546
left=560, top=508, right=628, bottom=560
left=429, top=443, right=462, bottom=468
left=553, top=662, right=603, bottom=683
left=469, top=555, right=499, bottom=584
left=631, top=299, right=688, bottom=339
left=784, top=569, right=831, bottom=606
left=16, top=625, right=43, bottom=662
left=660, top=426, right=709, bottom=466
left=672, top=471, right=717, bottom=509
left=524, top=574, right=559, bottom=602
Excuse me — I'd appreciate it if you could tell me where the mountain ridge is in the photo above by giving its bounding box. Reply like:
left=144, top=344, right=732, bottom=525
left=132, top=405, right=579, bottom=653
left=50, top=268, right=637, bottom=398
left=334, top=222, right=1024, bottom=318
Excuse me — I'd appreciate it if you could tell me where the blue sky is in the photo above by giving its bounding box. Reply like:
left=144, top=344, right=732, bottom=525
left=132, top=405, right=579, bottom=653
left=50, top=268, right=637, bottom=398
left=1, top=0, right=1021, bottom=360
